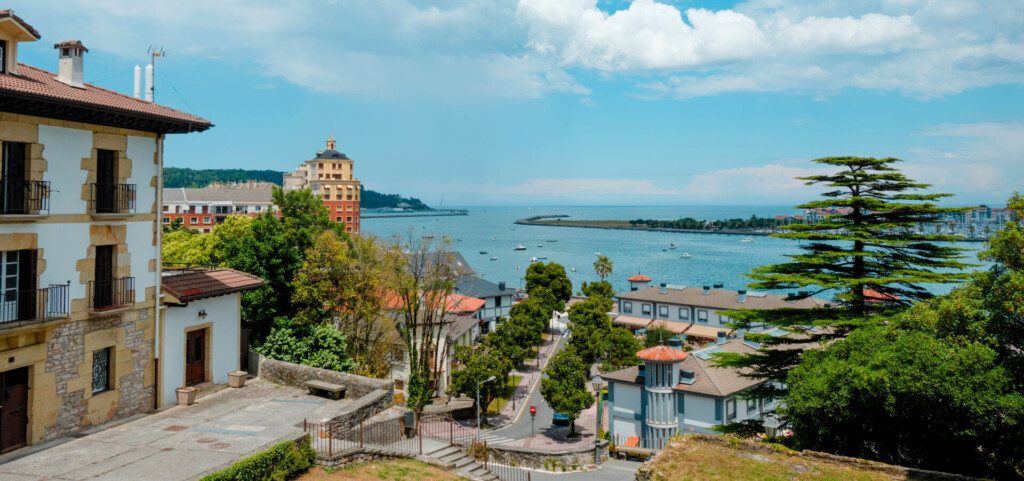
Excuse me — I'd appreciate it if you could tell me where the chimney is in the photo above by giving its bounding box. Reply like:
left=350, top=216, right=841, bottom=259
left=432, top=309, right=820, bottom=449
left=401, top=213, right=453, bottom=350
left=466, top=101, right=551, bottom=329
left=144, top=64, right=154, bottom=102
left=659, top=283, right=667, bottom=294
left=667, top=336, right=682, bottom=349
left=702, top=285, right=710, bottom=295
left=54, top=40, right=88, bottom=88
left=133, top=65, right=141, bottom=98
left=716, top=330, right=727, bottom=345
left=713, top=283, right=724, bottom=289
left=737, top=290, right=747, bottom=303
left=498, top=281, right=506, bottom=291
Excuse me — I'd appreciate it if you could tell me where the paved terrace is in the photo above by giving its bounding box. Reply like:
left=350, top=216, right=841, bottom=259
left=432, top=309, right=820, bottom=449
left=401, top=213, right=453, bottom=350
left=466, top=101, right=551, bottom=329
left=0, top=380, right=352, bottom=481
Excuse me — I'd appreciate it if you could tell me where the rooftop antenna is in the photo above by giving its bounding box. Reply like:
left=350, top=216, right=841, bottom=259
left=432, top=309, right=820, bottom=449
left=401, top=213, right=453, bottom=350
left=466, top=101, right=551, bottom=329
left=145, top=45, right=165, bottom=102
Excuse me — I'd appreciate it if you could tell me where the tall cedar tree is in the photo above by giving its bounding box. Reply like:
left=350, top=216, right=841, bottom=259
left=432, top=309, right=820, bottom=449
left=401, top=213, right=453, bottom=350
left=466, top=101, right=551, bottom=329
left=718, top=157, right=970, bottom=398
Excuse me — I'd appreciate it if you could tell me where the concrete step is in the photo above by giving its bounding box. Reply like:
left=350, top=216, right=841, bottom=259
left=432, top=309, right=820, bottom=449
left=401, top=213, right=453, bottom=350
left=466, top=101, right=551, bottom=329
left=426, top=445, right=460, bottom=458
left=452, top=456, right=475, bottom=469
left=439, top=450, right=466, bottom=462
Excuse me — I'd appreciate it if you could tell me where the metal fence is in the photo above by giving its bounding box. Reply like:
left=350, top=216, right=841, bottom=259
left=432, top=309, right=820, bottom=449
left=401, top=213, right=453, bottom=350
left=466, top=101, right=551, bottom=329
left=88, top=277, right=135, bottom=310
left=0, top=180, right=50, bottom=215
left=610, top=433, right=666, bottom=452
left=0, top=283, right=70, bottom=326
left=89, top=183, right=136, bottom=214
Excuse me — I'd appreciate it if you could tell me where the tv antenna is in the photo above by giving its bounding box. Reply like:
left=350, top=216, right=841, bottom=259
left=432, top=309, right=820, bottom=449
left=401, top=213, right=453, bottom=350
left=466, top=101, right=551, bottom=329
left=146, top=46, right=165, bottom=101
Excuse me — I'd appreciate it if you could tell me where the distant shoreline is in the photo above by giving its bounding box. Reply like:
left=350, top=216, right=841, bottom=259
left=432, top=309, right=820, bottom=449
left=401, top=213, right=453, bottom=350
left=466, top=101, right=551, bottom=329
left=363, top=209, right=469, bottom=219
left=515, top=215, right=989, bottom=242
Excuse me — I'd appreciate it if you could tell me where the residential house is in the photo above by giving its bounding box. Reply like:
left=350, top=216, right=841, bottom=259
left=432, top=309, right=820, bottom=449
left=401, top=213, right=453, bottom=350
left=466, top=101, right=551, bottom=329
left=613, top=279, right=825, bottom=343
left=454, top=276, right=515, bottom=333
left=157, top=268, right=263, bottom=409
left=162, top=181, right=275, bottom=232
left=283, top=136, right=361, bottom=234
left=603, top=338, right=781, bottom=449
left=0, top=12, right=210, bottom=453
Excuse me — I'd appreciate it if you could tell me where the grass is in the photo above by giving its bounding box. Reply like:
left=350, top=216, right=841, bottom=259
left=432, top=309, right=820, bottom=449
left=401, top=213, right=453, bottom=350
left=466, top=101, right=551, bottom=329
left=297, top=459, right=462, bottom=481
left=643, top=436, right=914, bottom=481
left=486, top=374, right=523, bottom=415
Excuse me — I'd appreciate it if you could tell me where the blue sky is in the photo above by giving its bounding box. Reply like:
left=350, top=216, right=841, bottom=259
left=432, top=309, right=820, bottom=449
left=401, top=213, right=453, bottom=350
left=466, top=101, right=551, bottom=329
left=8, top=1, right=1023, bottom=206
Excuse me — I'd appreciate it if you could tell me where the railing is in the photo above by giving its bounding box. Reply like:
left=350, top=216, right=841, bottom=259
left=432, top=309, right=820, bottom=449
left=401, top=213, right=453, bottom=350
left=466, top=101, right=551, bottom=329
left=0, top=180, right=50, bottom=215
left=0, top=283, right=70, bottom=326
left=88, top=277, right=135, bottom=310
left=610, top=433, right=668, bottom=451
left=89, top=183, right=136, bottom=214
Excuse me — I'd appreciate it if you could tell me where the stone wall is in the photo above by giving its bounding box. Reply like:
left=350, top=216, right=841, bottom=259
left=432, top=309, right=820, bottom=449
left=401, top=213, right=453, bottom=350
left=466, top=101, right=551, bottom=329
left=485, top=439, right=608, bottom=472
left=259, top=357, right=393, bottom=399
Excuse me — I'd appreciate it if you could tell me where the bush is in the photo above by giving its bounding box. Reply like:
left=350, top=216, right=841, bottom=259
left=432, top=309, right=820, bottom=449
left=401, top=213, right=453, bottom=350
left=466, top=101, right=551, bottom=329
left=200, top=436, right=315, bottom=481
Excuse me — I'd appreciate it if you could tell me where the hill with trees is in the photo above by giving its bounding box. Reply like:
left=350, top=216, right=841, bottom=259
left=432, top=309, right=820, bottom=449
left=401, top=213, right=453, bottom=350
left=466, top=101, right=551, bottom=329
left=163, top=167, right=431, bottom=210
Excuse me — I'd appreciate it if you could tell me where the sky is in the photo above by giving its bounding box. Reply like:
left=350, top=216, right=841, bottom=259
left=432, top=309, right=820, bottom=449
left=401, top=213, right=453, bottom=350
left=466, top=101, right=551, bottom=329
left=8, top=0, right=1024, bottom=206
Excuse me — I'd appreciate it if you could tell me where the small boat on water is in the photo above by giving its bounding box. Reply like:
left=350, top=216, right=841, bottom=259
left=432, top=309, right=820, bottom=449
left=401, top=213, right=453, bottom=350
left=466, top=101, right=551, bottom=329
left=514, top=244, right=527, bottom=251
left=594, top=251, right=602, bottom=256
left=681, top=253, right=692, bottom=259
left=570, top=267, right=576, bottom=272
left=530, top=257, right=539, bottom=263
left=479, top=251, right=488, bottom=255
left=537, top=244, right=544, bottom=248
left=741, top=237, right=755, bottom=243
left=669, top=242, right=678, bottom=249
left=546, top=240, right=558, bottom=243
left=490, top=256, right=498, bottom=261
left=537, top=256, right=548, bottom=260
left=491, top=236, right=497, bottom=241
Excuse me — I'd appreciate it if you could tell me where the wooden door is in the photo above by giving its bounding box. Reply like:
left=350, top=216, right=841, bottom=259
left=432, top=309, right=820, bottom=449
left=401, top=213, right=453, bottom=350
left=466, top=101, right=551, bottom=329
left=95, top=150, right=115, bottom=212
left=93, top=245, right=113, bottom=308
left=185, top=329, right=206, bottom=386
left=15, top=249, right=36, bottom=321
left=0, top=367, right=29, bottom=453
left=1, top=142, right=26, bottom=214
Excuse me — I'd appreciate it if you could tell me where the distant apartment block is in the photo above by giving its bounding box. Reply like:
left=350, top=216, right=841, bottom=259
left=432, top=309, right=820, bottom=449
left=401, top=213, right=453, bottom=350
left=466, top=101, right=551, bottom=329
left=284, top=136, right=361, bottom=234
left=0, top=11, right=210, bottom=452
left=162, top=181, right=275, bottom=232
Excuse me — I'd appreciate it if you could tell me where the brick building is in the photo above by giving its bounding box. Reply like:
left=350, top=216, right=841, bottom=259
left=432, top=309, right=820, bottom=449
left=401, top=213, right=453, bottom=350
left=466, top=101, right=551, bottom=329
left=283, top=136, right=361, bottom=234
left=162, top=181, right=275, bottom=232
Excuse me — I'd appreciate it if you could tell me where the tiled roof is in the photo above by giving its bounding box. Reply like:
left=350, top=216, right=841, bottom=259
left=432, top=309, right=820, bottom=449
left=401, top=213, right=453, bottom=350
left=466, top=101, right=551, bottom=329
left=604, top=339, right=766, bottom=397
left=0, top=10, right=41, bottom=39
left=162, top=268, right=264, bottom=303
left=627, top=274, right=652, bottom=282
left=636, top=345, right=688, bottom=362
left=617, top=286, right=826, bottom=311
left=444, top=314, right=479, bottom=339
left=0, top=64, right=212, bottom=133
left=164, top=186, right=275, bottom=204
left=455, top=276, right=514, bottom=299
left=445, top=293, right=486, bottom=313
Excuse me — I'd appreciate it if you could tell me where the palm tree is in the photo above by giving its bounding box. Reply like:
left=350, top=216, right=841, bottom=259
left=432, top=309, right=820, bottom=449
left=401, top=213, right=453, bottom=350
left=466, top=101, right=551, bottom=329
left=593, top=255, right=613, bottom=281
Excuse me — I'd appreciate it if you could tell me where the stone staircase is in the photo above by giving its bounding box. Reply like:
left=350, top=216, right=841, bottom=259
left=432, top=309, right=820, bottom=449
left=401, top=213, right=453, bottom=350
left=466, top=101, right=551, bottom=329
left=425, top=444, right=499, bottom=481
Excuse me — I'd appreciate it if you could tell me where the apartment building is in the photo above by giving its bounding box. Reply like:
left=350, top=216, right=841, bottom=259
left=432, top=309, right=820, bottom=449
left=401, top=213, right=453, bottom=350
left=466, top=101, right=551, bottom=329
left=162, top=181, right=275, bottom=232
left=0, top=12, right=210, bottom=452
left=283, top=136, right=361, bottom=234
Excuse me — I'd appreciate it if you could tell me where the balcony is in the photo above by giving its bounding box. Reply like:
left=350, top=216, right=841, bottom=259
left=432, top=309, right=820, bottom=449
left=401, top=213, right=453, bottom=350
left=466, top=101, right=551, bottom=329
left=0, top=283, right=70, bottom=328
left=0, top=180, right=51, bottom=218
left=88, top=277, right=135, bottom=311
left=89, top=183, right=136, bottom=216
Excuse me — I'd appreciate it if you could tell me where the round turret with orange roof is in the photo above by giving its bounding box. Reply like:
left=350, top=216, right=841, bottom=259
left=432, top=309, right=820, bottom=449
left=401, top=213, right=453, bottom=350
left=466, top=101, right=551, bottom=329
left=627, top=274, right=652, bottom=283
left=636, top=345, right=688, bottom=362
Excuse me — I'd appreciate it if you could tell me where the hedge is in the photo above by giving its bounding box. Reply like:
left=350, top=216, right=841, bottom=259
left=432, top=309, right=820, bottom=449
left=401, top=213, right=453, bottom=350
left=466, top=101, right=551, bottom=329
left=201, top=436, right=315, bottom=481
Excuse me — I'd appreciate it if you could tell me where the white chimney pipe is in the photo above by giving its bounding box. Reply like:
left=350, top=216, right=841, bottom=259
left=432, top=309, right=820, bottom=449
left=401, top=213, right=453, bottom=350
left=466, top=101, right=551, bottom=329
left=133, top=65, right=141, bottom=99
left=144, top=64, right=154, bottom=102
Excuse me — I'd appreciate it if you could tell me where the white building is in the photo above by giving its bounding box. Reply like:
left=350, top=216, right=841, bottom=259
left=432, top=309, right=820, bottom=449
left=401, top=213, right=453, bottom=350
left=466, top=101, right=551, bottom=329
left=157, top=268, right=263, bottom=408
left=162, top=182, right=276, bottom=232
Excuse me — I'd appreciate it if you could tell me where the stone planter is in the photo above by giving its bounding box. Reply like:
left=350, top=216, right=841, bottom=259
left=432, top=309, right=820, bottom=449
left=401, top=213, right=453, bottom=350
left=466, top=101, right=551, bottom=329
left=176, top=386, right=199, bottom=406
left=228, top=371, right=248, bottom=388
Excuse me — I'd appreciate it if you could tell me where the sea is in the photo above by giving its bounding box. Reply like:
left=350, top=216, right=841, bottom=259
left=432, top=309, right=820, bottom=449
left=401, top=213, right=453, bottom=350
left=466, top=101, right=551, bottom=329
left=361, top=206, right=984, bottom=296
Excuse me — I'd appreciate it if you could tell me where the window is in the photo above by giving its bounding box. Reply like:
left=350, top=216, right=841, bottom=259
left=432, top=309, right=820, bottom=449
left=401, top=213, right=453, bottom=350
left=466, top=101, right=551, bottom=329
left=162, top=217, right=170, bottom=224
left=658, top=306, right=668, bottom=317
left=641, top=303, right=652, bottom=315
left=203, top=217, right=211, bottom=224
left=346, top=205, right=353, bottom=211
left=726, top=398, right=737, bottom=421
left=0, top=40, right=7, bottom=73
left=746, top=397, right=757, bottom=414
left=91, top=347, right=112, bottom=393
left=346, top=216, right=352, bottom=222
left=1, top=141, right=29, bottom=214
left=622, top=301, right=632, bottom=314
left=190, top=217, right=198, bottom=224
left=678, top=308, right=689, bottom=320
left=336, top=216, right=343, bottom=222
left=336, top=205, right=343, bottom=212
left=697, top=309, right=709, bottom=323
left=163, top=205, right=170, bottom=212
left=494, top=296, right=502, bottom=307
left=714, top=399, right=723, bottom=422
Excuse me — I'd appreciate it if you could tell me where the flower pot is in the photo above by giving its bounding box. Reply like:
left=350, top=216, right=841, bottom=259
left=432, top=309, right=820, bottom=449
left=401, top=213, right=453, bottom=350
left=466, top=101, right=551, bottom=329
left=176, top=386, right=199, bottom=406
left=228, top=371, right=248, bottom=388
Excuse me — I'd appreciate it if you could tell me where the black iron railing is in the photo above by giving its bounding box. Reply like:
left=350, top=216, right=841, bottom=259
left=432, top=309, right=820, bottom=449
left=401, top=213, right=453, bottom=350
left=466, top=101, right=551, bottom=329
left=89, top=277, right=135, bottom=310
left=89, top=183, right=136, bottom=214
left=0, top=180, right=51, bottom=215
left=0, top=283, right=70, bottom=326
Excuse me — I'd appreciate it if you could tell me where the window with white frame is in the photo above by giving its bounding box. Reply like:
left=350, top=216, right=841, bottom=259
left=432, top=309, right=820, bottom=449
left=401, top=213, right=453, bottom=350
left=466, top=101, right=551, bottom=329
left=622, top=301, right=632, bottom=314
left=658, top=305, right=668, bottom=317
left=697, top=309, right=708, bottom=323
left=678, top=307, right=689, bottom=320
left=726, top=398, right=737, bottom=421
left=641, top=303, right=652, bottom=315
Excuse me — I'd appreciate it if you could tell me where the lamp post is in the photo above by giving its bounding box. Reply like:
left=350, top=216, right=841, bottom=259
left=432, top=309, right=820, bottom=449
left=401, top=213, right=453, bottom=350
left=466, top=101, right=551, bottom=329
left=477, top=375, right=496, bottom=432
left=592, top=378, right=605, bottom=464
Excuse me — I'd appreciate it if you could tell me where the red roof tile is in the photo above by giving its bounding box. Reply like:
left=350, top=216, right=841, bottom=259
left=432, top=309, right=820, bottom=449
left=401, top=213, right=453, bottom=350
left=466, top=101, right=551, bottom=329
left=0, top=64, right=212, bottom=133
left=162, top=268, right=264, bottom=303
left=636, top=345, right=688, bottom=362
left=627, top=274, right=652, bottom=282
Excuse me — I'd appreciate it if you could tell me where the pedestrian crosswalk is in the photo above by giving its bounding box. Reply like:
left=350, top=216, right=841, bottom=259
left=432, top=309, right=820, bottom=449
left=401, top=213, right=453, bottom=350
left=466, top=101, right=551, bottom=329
left=476, top=433, right=516, bottom=445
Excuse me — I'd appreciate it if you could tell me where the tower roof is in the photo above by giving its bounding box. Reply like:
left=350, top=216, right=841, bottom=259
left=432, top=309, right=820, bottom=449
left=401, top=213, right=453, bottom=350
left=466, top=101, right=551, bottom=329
left=627, top=274, right=652, bottom=282
left=636, top=345, right=688, bottom=362
left=314, top=149, right=350, bottom=160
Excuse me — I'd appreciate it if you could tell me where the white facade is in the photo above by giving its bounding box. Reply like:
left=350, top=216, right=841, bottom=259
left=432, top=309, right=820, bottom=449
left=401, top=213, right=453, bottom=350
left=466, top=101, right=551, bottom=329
left=158, top=293, right=241, bottom=408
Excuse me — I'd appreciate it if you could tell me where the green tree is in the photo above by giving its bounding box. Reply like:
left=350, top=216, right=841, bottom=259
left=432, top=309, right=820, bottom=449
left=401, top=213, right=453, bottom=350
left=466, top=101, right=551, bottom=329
left=602, top=327, right=640, bottom=371
left=525, top=262, right=572, bottom=313
left=162, top=229, right=215, bottom=266
left=566, top=296, right=613, bottom=365
left=256, top=323, right=355, bottom=373
left=644, top=326, right=674, bottom=348
left=486, top=319, right=532, bottom=367
left=448, top=344, right=512, bottom=426
left=581, top=280, right=615, bottom=299
left=593, top=255, right=613, bottom=281
left=719, top=157, right=970, bottom=398
left=540, top=348, right=594, bottom=436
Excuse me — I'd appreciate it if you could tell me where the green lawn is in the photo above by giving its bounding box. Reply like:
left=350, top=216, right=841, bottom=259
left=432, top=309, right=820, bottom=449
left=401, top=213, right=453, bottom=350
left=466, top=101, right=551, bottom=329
left=486, top=375, right=523, bottom=415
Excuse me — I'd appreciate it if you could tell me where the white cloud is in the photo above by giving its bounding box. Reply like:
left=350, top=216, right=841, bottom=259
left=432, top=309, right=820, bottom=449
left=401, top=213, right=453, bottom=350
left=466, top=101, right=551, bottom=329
left=683, top=164, right=824, bottom=203
left=905, top=122, right=1024, bottom=200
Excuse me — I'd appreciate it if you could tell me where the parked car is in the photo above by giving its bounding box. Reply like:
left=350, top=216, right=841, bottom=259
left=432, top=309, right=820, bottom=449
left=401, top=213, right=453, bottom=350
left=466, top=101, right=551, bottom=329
left=552, top=412, right=570, bottom=426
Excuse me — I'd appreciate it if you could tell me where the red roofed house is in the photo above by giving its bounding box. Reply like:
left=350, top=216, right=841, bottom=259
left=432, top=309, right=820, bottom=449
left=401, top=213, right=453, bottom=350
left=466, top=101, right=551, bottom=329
left=0, top=11, right=211, bottom=451
left=158, top=268, right=263, bottom=408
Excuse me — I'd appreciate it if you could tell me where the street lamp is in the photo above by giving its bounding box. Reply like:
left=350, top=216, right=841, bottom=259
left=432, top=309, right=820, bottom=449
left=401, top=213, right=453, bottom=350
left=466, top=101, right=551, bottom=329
left=592, top=378, right=605, bottom=464
left=477, top=375, right=496, bottom=432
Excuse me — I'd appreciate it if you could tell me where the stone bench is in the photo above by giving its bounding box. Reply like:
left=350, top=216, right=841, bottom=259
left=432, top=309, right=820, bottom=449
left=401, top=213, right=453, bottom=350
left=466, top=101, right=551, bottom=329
left=304, top=380, right=346, bottom=400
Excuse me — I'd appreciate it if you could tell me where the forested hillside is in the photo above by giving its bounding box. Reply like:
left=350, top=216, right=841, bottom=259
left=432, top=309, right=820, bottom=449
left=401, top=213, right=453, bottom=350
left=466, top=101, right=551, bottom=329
left=162, top=167, right=431, bottom=210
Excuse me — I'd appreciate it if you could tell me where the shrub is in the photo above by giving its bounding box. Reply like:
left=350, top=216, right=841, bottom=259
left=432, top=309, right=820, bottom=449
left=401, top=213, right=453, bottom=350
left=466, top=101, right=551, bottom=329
left=200, top=436, right=315, bottom=481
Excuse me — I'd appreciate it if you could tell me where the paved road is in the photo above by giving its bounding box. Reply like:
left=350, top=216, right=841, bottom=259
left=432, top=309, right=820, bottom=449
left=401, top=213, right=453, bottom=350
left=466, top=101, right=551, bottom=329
left=531, top=459, right=643, bottom=481
left=488, top=330, right=571, bottom=441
